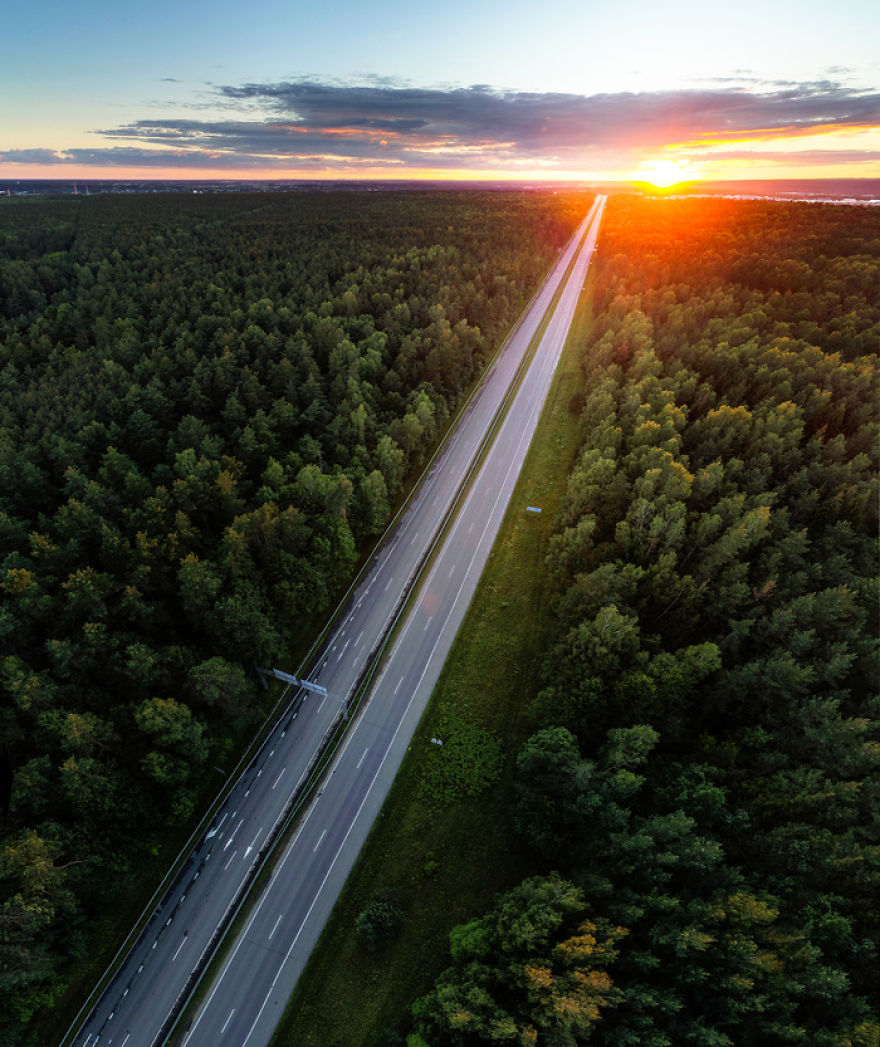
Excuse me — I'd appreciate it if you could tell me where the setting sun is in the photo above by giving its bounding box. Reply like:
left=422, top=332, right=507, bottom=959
left=635, top=158, right=698, bottom=188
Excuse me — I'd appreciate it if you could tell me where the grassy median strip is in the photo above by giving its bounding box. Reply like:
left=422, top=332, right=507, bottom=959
left=271, top=286, right=595, bottom=1047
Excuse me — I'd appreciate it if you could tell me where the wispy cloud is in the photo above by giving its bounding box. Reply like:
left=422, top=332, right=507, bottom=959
left=0, top=145, right=381, bottom=170
left=686, top=147, right=880, bottom=165
left=3, top=79, right=879, bottom=173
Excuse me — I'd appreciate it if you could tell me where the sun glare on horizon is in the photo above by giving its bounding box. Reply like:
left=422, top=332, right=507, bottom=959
left=635, top=158, right=699, bottom=188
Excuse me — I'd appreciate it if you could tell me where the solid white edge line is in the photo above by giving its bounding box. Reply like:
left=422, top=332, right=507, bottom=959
left=183, top=200, right=606, bottom=1047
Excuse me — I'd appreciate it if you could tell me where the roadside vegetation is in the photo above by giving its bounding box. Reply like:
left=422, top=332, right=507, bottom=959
left=409, top=196, right=880, bottom=1047
left=275, top=195, right=878, bottom=1047
left=271, top=280, right=596, bottom=1047
left=0, top=188, right=588, bottom=1046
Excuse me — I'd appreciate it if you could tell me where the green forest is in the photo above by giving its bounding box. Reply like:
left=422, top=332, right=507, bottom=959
left=0, top=188, right=585, bottom=1043
left=408, top=197, right=879, bottom=1047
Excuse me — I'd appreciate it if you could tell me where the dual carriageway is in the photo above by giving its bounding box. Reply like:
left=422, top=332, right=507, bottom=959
left=71, top=194, right=607, bottom=1047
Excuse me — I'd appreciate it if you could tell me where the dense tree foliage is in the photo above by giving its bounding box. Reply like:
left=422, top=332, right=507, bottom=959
left=411, top=873, right=624, bottom=1047
left=410, top=197, right=879, bottom=1046
left=0, top=188, right=585, bottom=1042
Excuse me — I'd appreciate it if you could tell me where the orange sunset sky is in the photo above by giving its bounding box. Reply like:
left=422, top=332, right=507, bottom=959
left=3, top=0, right=879, bottom=184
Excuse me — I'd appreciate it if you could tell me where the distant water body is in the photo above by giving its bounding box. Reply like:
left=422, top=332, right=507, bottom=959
left=657, top=179, right=880, bottom=206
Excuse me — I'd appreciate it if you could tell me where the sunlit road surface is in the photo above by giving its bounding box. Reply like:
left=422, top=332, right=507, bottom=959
left=69, top=196, right=604, bottom=1047
left=181, top=196, right=606, bottom=1047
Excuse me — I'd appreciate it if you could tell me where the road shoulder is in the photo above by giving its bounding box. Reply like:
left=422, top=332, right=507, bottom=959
left=269, top=283, right=597, bottom=1047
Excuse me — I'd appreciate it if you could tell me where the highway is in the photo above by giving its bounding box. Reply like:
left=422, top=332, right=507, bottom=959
left=69, top=195, right=605, bottom=1047
left=180, top=195, right=606, bottom=1047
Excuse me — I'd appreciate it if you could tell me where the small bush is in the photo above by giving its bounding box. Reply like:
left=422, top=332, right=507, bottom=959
left=356, top=887, right=404, bottom=948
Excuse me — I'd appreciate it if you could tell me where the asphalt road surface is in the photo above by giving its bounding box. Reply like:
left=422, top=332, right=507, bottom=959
left=180, top=195, right=606, bottom=1047
left=70, top=196, right=604, bottom=1047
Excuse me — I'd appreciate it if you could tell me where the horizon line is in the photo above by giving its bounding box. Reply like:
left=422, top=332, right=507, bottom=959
left=4, top=174, right=880, bottom=184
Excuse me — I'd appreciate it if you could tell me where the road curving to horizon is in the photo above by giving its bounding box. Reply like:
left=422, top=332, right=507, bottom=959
left=69, top=195, right=605, bottom=1047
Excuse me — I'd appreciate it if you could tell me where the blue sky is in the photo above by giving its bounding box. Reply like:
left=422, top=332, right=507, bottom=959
left=3, top=0, right=879, bottom=179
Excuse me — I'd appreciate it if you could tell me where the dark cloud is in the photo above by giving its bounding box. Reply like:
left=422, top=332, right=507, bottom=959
left=93, top=118, right=425, bottom=163
left=5, top=79, right=879, bottom=172
left=213, top=79, right=880, bottom=148
left=0, top=149, right=69, bottom=165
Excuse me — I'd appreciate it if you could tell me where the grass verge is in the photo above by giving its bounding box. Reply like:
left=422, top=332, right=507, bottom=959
left=270, top=286, right=595, bottom=1047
